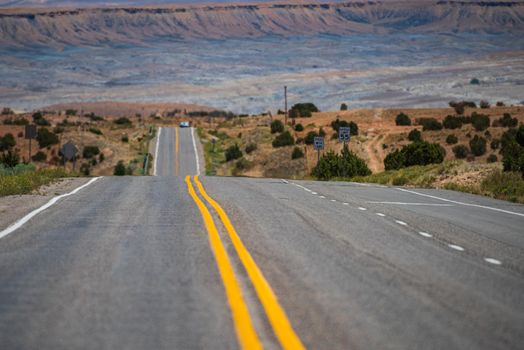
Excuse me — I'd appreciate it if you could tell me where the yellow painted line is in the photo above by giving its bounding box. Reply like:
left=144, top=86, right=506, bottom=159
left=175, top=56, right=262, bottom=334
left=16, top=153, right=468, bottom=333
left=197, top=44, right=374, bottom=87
left=194, top=176, right=306, bottom=350
left=175, top=127, right=179, bottom=176
left=184, top=176, right=262, bottom=350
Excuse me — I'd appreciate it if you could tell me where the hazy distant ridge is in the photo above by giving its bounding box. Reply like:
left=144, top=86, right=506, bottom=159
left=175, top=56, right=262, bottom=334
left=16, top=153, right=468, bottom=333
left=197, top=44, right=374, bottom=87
left=1, top=1, right=524, bottom=46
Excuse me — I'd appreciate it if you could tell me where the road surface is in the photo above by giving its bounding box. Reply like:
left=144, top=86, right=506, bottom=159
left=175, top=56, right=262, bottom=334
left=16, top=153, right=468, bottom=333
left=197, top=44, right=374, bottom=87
left=0, top=126, right=523, bottom=349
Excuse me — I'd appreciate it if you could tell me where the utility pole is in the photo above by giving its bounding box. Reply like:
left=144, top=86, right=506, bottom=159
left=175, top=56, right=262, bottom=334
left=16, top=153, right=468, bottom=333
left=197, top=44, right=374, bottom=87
left=284, top=86, right=288, bottom=125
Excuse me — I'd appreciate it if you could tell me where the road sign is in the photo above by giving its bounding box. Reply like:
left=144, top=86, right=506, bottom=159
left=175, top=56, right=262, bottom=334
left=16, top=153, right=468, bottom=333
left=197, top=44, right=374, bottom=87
left=25, top=125, right=37, bottom=139
left=314, top=136, right=324, bottom=151
left=61, top=141, right=78, bottom=161
left=338, top=127, right=351, bottom=142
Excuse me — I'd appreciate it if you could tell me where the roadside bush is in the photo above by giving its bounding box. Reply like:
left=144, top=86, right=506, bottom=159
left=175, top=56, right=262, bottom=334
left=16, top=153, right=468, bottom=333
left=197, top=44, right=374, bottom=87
left=294, top=123, right=304, bottom=132
left=487, top=154, right=498, bottom=163
left=500, top=125, right=524, bottom=176
left=272, top=131, right=295, bottom=148
left=395, top=112, right=411, bottom=126
left=113, top=161, right=126, bottom=176
left=0, top=133, right=16, bottom=151
left=114, top=117, right=132, bottom=125
left=225, top=144, right=243, bottom=161
left=80, top=163, right=90, bottom=176
left=469, top=135, right=487, bottom=156
left=270, top=120, right=284, bottom=134
left=312, top=145, right=370, bottom=180
left=32, top=151, right=47, bottom=162
left=443, top=115, right=463, bottom=129
left=418, top=118, right=443, bottom=131
left=408, top=129, right=422, bottom=142
left=89, top=127, right=103, bottom=135
left=304, top=131, right=318, bottom=145
left=36, top=128, right=59, bottom=148
left=0, top=150, right=20, bottom=168
left=289, top=103, right=319, bottom=118
left=235, top=158, right=251, bottom=172
left=384, top=141, right=445, bottom=170
left=245, top=143, right=257, bottom=154
left=83, top=146, right=100, bottom=159
left=291, top=147, right=304, bottom=159
left=471, top=112, right=490, bottom=131
left=493, top=113, right=518, bottom=128
left=446, top=134, right=458, bottom=145
left=452, top=145, right=469, bottom=159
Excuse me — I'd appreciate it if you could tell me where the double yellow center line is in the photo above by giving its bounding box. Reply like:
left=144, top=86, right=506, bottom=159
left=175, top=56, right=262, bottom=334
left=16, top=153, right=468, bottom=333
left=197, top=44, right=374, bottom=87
left=185, top=175, right=305, bottom=350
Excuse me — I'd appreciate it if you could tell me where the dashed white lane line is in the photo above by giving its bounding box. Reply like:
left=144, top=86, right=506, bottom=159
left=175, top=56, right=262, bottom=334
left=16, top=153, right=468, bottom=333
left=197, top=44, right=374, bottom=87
left=367, top=201, right=454, bottom=207
left=281, top=179, right=289, bottom=184
left=484, top=258, right=502, bottom=265
left=0, top=177, right=102, bottom=240
left=448, top=244, right=465, bottom=252
left=358, top=207, right=367, bottom=211
left=395, top=220, right=408, bottom=226
left=343, top=202, right=349, bottom=205
left=330, top=199, right=337, bottom=202
left=418, top=231, right=433, bottom=238
left=311, top=192, right=318, bottom=195
left=375, top=213, right=386, bottom=217
left=319, top=195, right=326, bottom=199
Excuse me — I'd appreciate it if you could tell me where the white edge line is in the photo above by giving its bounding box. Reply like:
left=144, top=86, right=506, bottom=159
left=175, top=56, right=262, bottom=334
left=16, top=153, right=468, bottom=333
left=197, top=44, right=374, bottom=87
left=418, top=231, right=433, bottom=238
left=397, top=188, right=524, bottom=218
left=395, top=220, right=408, bottom=226
left=376, top=213, right=386, bottom=217
left=484, top=257, right=502, bottom=265
left=191, top=127, right=201, bottom=176
left=358, top=207, right=367, bottom=211
left=0, top=177, right=102, bottom=240
left=448, top=244, right=465, bottom=251
left=153, top=127, right=162, bottom=176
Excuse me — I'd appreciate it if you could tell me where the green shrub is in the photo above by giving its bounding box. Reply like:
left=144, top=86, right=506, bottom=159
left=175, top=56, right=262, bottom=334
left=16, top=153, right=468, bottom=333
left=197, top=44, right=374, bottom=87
left=0, top=150, right=20, bottom=167
left=481, top=170, right=524, bottom=203
left=270, top=120, right=284, bottom=134
left=80, top=163, right=90, bottom=176
left=331, top=118, right=358, bottom=135
left=469, top=135, right=487, bottom=156
left=36, top=128, right=59, bottom=148
left=487, top=154, right=498, bottom=163
left=491, top=139, right=500, bottom=150
left=452, top=145, right=469, bottom=159
left=89, top=127, right=103, bottom=135
left=294, top=123, right=304, bottom=132
left=114, top=161, right=126, bottom=176
left=471, top=112, right=490, bottom=131
left=418, top=118, right=443, bottom=131
left=395, top=113, right=411, bottom=126
left=0, top=133, right=16, bottom=151
left=443, top=115, right=463, bottom=129
left=121, top=135, right=129, bottom=143
left=312, top=145, right=370, bottom=180
left=291, top=147, right=304, bottom=159
left=493, top=113, right=518, bottom=128
left=470, top=78, right=480, bottom=85
left=114, top=117, right=132, bottom=125
left=479, top=100, right=490, bottom=109
left=83, top=146, right=100, bottom=159
left=99, top=153, right=105, bottom=163
left=446, top=134, right=458, bottom=145
left=272, top=131, right=295, bottom=148
left=304, top=131, right=317, bottom=145
left=408, top=129, right=422, bottom=142
left=245, top=143, right=257, bottom=154
left=3, top=117, right=28, bottom=125
left=0, top=167, right=70, bottom=196
left=32, top=151, right=47, bottom=162
left=53, top=126, right=65, bottom=134
left=225, top=144, right=243, bottom=161
left=289, top=103, right=319, bottom=118
left=235, top=158, right=251, bottom=171
left=384, top=141, right=445, bottom=170
left=65, top=109, right=77, bottom=116
left=340, top=103, right=348, bottom=111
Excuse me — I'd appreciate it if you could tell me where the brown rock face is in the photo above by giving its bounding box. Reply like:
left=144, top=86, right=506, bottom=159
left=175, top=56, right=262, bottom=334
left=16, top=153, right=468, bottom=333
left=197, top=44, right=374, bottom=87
left=1, top=1, right=524, bottom=46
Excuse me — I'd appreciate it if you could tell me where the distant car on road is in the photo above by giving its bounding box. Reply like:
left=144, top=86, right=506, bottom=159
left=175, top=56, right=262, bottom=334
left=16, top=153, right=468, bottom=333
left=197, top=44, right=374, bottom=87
left=179, top=121, right=190, bottom=128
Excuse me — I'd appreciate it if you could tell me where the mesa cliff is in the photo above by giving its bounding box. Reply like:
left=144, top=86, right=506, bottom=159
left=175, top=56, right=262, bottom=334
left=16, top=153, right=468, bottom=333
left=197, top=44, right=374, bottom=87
left=1, top=1, right=524, bottom=46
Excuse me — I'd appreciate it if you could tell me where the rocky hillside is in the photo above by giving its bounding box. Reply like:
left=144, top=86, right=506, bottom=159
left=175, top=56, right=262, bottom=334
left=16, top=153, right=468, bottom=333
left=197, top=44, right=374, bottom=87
left=1, top=1, right=524, bottom=46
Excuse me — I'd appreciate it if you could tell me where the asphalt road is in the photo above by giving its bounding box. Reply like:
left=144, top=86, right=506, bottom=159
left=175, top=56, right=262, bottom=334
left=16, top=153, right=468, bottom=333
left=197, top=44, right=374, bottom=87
left=0, top=127, right=523, bottom=349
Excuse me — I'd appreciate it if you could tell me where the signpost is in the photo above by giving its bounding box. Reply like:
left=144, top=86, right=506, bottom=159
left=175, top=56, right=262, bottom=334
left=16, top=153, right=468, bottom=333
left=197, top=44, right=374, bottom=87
left=25, top=124, right=37, bottom=162
left=61, top=141, right=78, bottom=170
left=314, top=136, right=324, bottom=163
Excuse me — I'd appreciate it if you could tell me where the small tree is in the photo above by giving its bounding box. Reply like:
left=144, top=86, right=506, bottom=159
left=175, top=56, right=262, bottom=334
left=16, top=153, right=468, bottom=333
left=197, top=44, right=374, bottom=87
left=0, top=133, right=16, bottom=151
left=469, top=135, right=487, bottom=156
left=114, top=161, right=126, bottom=176
left=479, top=100, right=490, bottom=109
left=446, top=134, right=458, bottom=145
left=418, top=118, right=443, bottom=131
left=452, top=145, right=469, bottom=159
left=32, top=151, right=47, bottom=162
left=443, top=115, right=463, bottom=129
left=36, top=128, right=59, bottom=148
left=408, top=129, right=422, bottom=142
left=225, top=144, right=243, bottom=161
left=270, top=120, right=284, bottom=134
left=304, top=131, right=317, bottom=145
left=340, top=103, right=348, bottom=111
left=294, top=123, right=304, bottom=132
left=384, top=150, right=406, bottom=170
left=272, top=131, right=295, bottom=148
left=395, top=113, right=411, bottom=126
left=0, top=150, right=20, bottom=167
left=471, top=112, right=490, bottom=131
left=291, top=147, right=304, bottom=159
